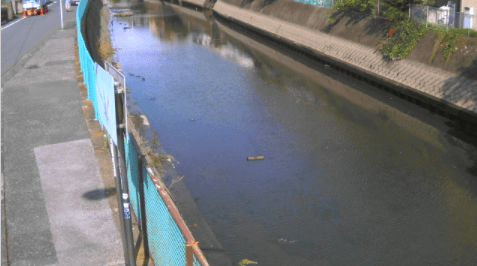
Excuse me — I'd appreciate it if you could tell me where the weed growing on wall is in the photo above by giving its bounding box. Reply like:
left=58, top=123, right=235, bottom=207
left=428, top=28, right=477, bottom=63
left=331, top=0, right=375, bottom=13
left=442, top=32, right=460, bottom=61
left=97, top=7, right=114, bottom=62
left=381, top=19, right=477, bottom=61
left=330, top=0, right=477, bottom=62
left=429, top=31, right=446, bottom=62
left=381, top=20, right=427, bottom=59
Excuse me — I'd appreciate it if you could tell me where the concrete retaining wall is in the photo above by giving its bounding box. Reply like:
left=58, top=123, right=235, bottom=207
left=213, top=0, right=477, bottom=120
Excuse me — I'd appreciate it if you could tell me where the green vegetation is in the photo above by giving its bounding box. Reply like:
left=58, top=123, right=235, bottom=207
left=330, top=0, right=477, bottom=61
left=331, top=0, right=375, bottom=13
left=381, top=19, right=427, bottom=59
left=331, top=0, right=436, bottom=19
left=237, top=259, right=258, bottom=266
left=382, top=22, right=477, bottom=61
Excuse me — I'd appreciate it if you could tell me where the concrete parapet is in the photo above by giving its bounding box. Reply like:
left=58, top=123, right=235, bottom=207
left=213, top=0, right=477, bottom=120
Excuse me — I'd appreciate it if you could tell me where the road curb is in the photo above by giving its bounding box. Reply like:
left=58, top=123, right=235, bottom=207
left=1, top=172, right=9, bottom=266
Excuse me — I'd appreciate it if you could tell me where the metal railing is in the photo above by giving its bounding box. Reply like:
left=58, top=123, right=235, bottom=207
left=411, top=4, right=477, bottom=32
left=75, top=0, right=209, bottom=265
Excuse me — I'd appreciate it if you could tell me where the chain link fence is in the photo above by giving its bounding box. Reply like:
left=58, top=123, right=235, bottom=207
left=411, top=4, right=477, bottom=33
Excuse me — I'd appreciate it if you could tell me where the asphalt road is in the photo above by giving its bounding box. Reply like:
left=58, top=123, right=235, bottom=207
left=1, top=1, right=77, bottom=86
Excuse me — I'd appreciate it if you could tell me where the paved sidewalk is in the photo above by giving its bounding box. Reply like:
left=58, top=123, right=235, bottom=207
left=1, top=8, right=125, bottom=266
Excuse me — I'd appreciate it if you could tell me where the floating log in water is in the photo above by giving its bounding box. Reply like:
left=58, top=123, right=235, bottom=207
left=247, top=156, right=264, bottom=161
left=113, top=11, right=133, bottom=17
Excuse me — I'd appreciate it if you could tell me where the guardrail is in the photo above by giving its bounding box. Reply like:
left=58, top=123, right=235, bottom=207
left=75, top=0, right=209, bottom=265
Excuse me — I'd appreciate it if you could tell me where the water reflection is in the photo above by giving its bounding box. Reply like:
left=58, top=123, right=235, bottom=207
left=110, top=1, right=477, bottom=265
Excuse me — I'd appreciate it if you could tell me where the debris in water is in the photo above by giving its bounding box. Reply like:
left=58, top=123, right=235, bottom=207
left=278, top=238, right=297, bottom=244
left=247, top=156, right=264, bottom=161
left=113, top=11, right=133, bottom=17
left=237, top=259, right=258, bottom=265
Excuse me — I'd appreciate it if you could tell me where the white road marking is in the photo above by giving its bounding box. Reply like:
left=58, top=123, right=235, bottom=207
left=1, top=17, right=26, bottom=31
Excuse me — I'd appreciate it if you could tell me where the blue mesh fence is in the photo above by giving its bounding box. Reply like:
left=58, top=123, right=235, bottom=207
left=293, top=0, right=335, bottom=8
left=124, top=135, right=201, bottom=266
left=124, top=135, right=141, bottom=226
left=143, top=168, right=187, bottom=265
left=76, top=0, right=207, bottom=264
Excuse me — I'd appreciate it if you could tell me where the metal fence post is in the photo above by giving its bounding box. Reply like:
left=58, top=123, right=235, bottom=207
left=112, top=141, right=131, bottom=266
left=137, top=154, right=149, bottom=257
left=116, top=85, right=137, bottom=266
left=426, top=6, right=429, bottom=28
left=186, top=242, right=194, bottom=266
left=445, top=10, right=450, bottom=32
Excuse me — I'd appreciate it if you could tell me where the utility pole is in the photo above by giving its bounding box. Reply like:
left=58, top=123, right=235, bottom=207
left=12, top=0, right=16, bottom=15
left=60, top=0, right=64, bottom=30
left=377, top=0, right=380, bottom=17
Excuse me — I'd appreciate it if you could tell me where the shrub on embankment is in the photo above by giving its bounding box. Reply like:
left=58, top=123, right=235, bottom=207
left=219, top=0, right=477, bottom=80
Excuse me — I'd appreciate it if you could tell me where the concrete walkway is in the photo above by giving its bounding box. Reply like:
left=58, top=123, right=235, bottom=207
left=1, top=8, right=125, bottom=266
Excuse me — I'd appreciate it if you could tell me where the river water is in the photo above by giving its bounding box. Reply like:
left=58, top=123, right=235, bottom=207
left=109, top=1, right=477, bottom=265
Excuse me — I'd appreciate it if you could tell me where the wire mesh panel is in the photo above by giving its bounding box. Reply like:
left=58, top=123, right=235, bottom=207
left=88, top=56, right=99, bottom=120
left=77, top=0, right=87, bottom=20
left=124, top=135, right=142, bottom=226
left=410, top=4, right=428, bottom=25
left=411, top=4, right=477, bottom=33
left=293, top=0, right=334, bottom=8
left=124, top=136, right=203, bottom=265
left=455, top=12, right=477, bottom=31
left=143, top=171, right=187, bottom=265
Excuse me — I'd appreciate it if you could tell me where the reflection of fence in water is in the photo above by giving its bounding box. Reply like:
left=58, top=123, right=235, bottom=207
left=411, top=4, right=477, bottom=30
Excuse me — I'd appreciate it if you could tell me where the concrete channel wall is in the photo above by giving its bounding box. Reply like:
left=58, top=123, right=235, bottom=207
left=212, top=0, right=477, bottom=121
